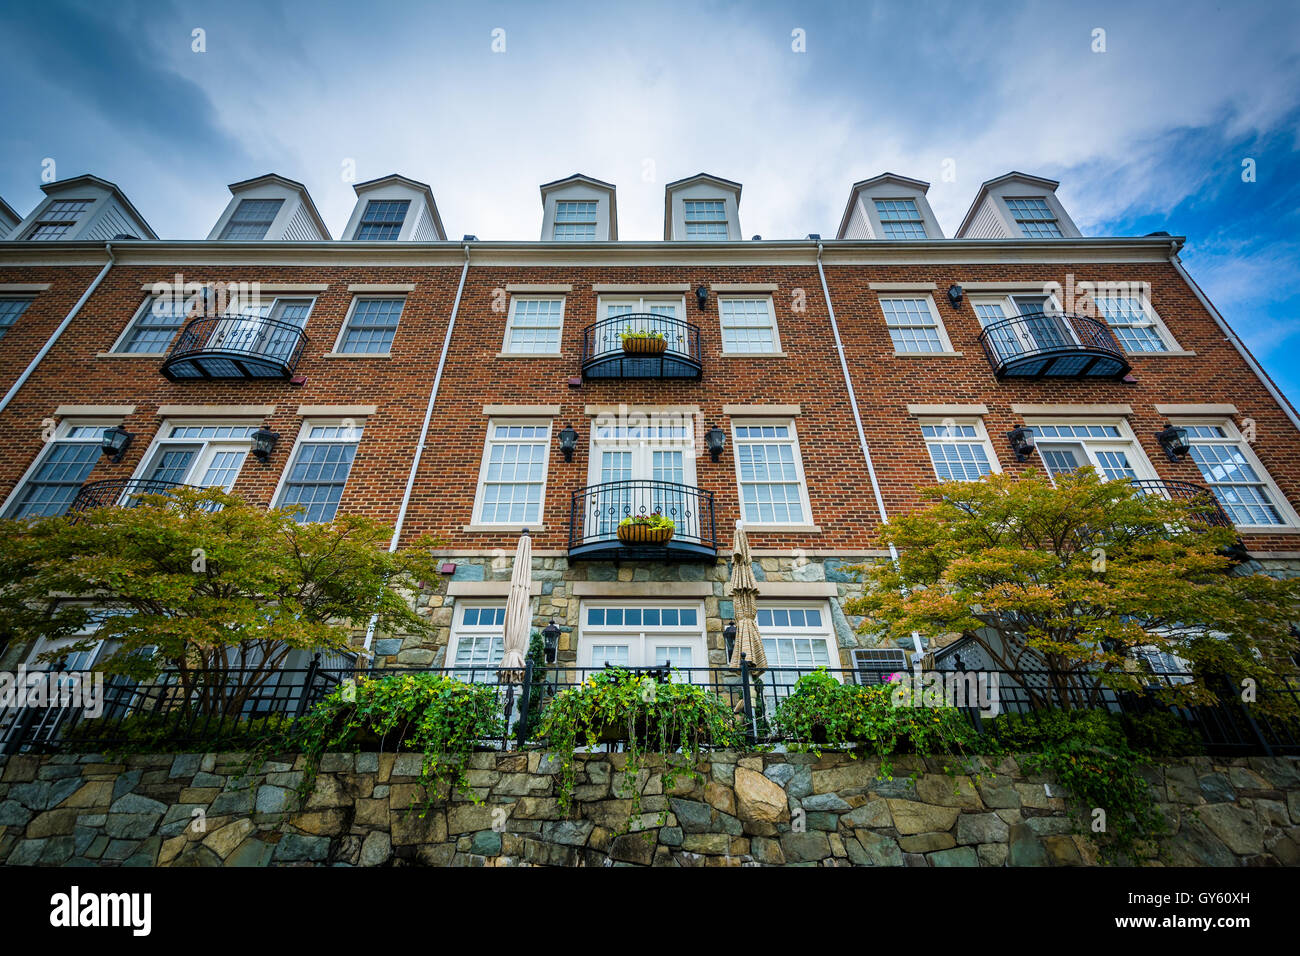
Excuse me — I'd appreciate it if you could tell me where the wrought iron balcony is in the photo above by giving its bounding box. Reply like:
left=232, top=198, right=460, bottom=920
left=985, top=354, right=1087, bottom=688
left=67, top=478, right=199, bottom=518
left=161, top=314, right=309, bottom=381
left=1128, top=479, right=1233, bottom=529
left=581, top=313, right=702, bottom=380
left=569, top=479, right=717, bottom=562
left=978, top=311, right=1130, bottom=379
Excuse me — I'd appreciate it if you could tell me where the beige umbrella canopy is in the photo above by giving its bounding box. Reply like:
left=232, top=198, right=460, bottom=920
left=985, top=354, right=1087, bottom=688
left=499, top=530, right=533, bottom=683
left=727, top=519, right=767, bottom=674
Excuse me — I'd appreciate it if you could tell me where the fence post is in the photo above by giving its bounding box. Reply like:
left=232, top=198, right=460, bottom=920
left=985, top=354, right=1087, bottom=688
left=296, top=654, right=321, bottom=718
left=515, top=660, right=533, bottom=750
left=740, top=656, right=755, bottom=746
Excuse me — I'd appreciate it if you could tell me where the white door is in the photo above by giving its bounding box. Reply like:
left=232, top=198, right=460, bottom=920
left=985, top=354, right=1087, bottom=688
left=587, top=420, right=696, bottom=539
left=579, top=603, right=707, bottom=681
left=599, top=297, right=685, bottom=355
left=217, top=297, right=312, bottom=358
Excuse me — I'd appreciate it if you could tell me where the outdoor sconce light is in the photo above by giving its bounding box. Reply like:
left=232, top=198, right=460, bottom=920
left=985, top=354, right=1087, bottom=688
left=706, top=425, right=726, bottom=461
left=947, top=284, right=964, bottom=308
left=541, top=619, right=560, bottom=664
left=100, top=425, right=133, bottom=463
left=251, top=427, right=279, bottom=462
left=723, top=620, right=737, bottom=661
left=696, top=285, right=708, bottom=311
left=1155, top=424, right=1191, bottom=462
left=1008, top=426, right=1035, bottom=462
left=559, top=424, right=578, bottom=462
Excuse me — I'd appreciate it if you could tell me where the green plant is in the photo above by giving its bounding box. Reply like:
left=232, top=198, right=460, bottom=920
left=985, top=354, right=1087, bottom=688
left=538, top=668, right=743, bottom=830
left=621, top=326, right=665, bottom=340
left=771, top=669, right=976, bottom=777
left=288, top=673, right=504, bottom=816
left=618, top=513, right=674, bottom=531
left=59, top=711, right=296, bottom=756
left=513, top=630, right=549, bottom=741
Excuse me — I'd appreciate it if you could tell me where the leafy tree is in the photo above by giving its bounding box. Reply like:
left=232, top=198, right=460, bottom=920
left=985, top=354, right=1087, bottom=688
left=0, top=487, right=442, bottom=713
left=846, top=469, right=1300, bottom=709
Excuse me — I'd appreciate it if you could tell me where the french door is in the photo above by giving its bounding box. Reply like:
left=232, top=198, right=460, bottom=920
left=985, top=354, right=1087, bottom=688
left=587, top=421, right=696, bottom=538
left=217, top=297, right=312, bottom=358
left=974, top=294, right=1070, bottom=359
left=598, top=296, right=685, bottom=355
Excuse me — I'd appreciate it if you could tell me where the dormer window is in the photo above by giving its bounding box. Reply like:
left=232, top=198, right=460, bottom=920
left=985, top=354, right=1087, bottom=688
left=553, top=201, right=597, bottom=240
left=1005, top=197, right=1063, bottom=238
left=684, top=200, right=728, bottom=239
left=219, top=199, right=283, bottom=240
left=356, top=200, right=409, bottom=240
left=25, top=199, right=92, bottom=240
left=873, top=199, right=927, bottom=239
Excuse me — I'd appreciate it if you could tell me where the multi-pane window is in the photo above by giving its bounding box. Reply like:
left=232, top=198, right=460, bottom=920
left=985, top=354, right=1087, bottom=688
left=5, top=425, right=104, bottom=518
left=450, top=605, right=506, bottom=678
left=683, top=200, right=728, bottom=238
left=552, top=201, right=597, bottom=240
left=1094, top=295, right=1168, bottom=352
left=874, top=199, right=927, bottom=239
left=719, top=297, right=777, bottom=353
left=339, top=297, right=404, bottom=353
left=734, top=423, right=808, bottom=524
left=25, top=199, right=92, bottom=240
left=137, top=424, right=259, bottom=494
left=475, top=422, right=550, bottom=524
left=1005, top=197, right=1063, bottom=238
left=1027, top=424, right=1143, bottom=482
left=881, top=296, right=947, bottom=352
left=354, top=200, right=409, bottom=240
left=278, top=424, right=363, bottom=523
left=1184, top=424, right=1288, bottom=526
left=116, top=295, right=194, bottom=353
left=219, top=199, right=283, bottom=240
left=504, top=298, right=564, bottom=354
left=758, top=605, right=837, bottom=705
left=921, top=423, right=996, bottom=481
left=0, top=297, right=33, bottom=340
left=579, top=604, right=705, bottom=676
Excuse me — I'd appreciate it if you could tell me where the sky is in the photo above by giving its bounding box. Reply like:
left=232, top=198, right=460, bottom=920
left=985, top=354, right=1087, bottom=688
left=1, top=0, right=1298, bottom=401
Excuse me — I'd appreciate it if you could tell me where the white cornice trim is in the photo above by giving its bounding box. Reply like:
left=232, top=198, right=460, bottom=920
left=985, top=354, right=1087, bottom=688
left=711, top=282, right=779, bottom=292
left=572, top=581, right=713, bottom=597
left=907, top=404, right=989, bottom=416
left=348, top=283, right=415, bottom=292
left=1013, top=403, right=1133, bottom=416
left=723, top=404, right=801, bottom=417
left=483, top=404, right=560, bottom=416
left=869, top=281, right=938, bottom=291
left=584, top=403, right=700, bottom=417
left=1155, top=403, right=1239, bottom=417
left=507, top=283, right=573, bottom=292
left=55, top=404, right=135, bottom=418
left=297, top=404, right=376, bottom=417
left=157, top=404, right=276, bottom=417
left=592, top=283, right=691, bottom=292
left=447, top=581, right=543, bottom=597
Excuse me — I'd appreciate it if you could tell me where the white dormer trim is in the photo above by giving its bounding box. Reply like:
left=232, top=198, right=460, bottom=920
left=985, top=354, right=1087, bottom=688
left=0, top=197, right=20, bottom=240
left=955, top=172, right=1081, bottom=239
left=12, top=175, right=157, bottom=242
left=664, top=173, right=742, bottom=241
left=539, top=174, right=617, bottom=241
left=207, top=173, right=331, bottom=241
left=341, top=174, right=447, bottom=242
left=835, top=173, right=944, bottom=240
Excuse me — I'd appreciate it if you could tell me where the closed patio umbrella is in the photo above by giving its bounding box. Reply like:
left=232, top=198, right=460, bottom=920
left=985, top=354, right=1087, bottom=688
left=727, top=519, right=767, bottom=675
left=499, top=529, right=533, bottom=684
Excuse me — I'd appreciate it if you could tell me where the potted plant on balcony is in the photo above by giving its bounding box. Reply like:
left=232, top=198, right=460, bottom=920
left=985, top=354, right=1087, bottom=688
left=617, top=512, right=674, bottom=546
left=620, top=325, right=667, bottom=356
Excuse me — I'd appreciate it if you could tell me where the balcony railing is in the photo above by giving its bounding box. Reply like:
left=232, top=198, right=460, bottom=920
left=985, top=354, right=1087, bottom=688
left=161, top=314, right=309, bottom=381
left=581, top=313, right=702, bottom=380
left=978, top=311, right=1130, bottom=379
left=1128, top=479, right=1234, bottom=529
left=569, top=479, right=717, bottom=561
left=67, top=478, right=199, bottom=518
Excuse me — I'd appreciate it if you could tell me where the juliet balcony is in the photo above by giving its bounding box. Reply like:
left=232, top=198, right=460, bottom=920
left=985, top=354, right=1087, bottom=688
left=67, top=478, right=197, bottom=519
left=568, top=479, right=717, bottom=562
left=978, top=311, right=1130, bottom=380
left=580, top=313, right=702, bottom=380
left=161, top=314, right=309, bottom=381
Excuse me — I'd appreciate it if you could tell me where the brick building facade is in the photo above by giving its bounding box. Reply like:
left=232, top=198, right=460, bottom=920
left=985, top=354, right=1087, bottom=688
left=1, top=170, right=1297, bottom=677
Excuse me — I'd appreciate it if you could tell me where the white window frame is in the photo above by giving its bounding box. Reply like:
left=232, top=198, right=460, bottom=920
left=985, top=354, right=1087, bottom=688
left=1, top=419, right=112, bottom=519
left=1174, top=417, right=1300, bottom=531
left=729, top=417, right=815, bottom=529
left=24, top=199, right=93, bottom=240
left=1004, top=196, right=1063, bottom=238
left=446, top=602, right=508, bottom=679
left=879, top=294, right=953, bottom=355
left=757, top=602, right=838, bottom=669
left=682, top=199, right=729, bottom=239
left=332, top=295, right=406, bottom=355
left=918, top=417, right=1002, bottom=482
left=718, top=295, right=781, bottom=355
left=471, top=417, right=553, bottom=528
left=1089, top=289, right=1181, bottom=354
left=552, top=201, right=598, bottom=241
left=271, top=418, right=366, bottom=523
left=502, top=296, right=566, bottom=355
left=219, top=198, right=284, bottom=240
left=873, top=198, right=928, bottom=239
left=110, top=292, right=202, bottom=355
left=128, top=419, right=261, bottom=494
left=1025, top=418, right=1160, bottom=485
left=577, top=601, right=708, bottom=678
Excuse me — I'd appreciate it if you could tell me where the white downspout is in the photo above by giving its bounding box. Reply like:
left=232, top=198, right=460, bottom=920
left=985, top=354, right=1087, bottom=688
left=816, top=242, right=923, bottom=658
left=0, top=242, right=116, bottom=417
left=1168, top=245, right=1300, bottom=433
left=363, top=243, right=472, bottom=653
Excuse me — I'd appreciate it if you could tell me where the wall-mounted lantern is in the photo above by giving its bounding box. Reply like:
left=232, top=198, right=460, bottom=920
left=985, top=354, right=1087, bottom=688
left=559, top=424, right=578, bottom=462
left=696, top=285, right=708, bottom=311
left=541, top=619, right=560, bottom=664
left=251, top=427, right=279, bottom=462
left=947, top=284, right=964, bottom=308
left=1155, top=424, right=1191, bottom=462
left=723, top=620, right=737, bottom=661
left=706, top=425, right=727, bottom=462
left=100, top=425, right=133, bottom=463
left=1008, top=426, right=1035, bottom=462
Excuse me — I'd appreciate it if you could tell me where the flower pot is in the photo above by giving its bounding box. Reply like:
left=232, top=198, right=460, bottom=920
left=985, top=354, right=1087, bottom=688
left=617, top=523, right=674, bottom=546
left=621, top=335, right=667, bottom=356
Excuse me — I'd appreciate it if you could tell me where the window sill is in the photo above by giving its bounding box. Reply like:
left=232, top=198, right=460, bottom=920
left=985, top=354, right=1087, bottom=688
left=496, top=352, right=563, bottom=359
left=720, top=351, right=788, bottom=358
left=323, top=352, right=392, bottom=359
left=1124, top=349, right=1196, bottom=358
left=461, top=524, right=549, bottom=533
left=96, top=351, right=166, bottom=358
left=1238, top=525, right=1300, bottom=535
left=894, top=351, right=963, bottom=358
left=739, top=524, right=822, bottom=533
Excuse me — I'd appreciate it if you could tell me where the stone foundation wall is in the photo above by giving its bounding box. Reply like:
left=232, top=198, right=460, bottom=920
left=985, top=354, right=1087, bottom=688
left=2, top=750, right=1297, bottom=867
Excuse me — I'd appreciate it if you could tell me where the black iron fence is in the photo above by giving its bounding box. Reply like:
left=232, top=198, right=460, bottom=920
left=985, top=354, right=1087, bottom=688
left=4, top=659, right=1297, bottom=758
left=568, top=479, right=717, bottom=559
left=161, top=314, right=309, bottom=380
left=580, top=313, right=702, bottom=379
left=67, top=478, right=201, bottom=517
left=977, top=311, right=1130, bottom=378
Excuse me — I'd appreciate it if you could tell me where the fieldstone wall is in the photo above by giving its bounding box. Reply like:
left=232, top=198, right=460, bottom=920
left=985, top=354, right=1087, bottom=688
left=1, top=750, right=1297, bottom=867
